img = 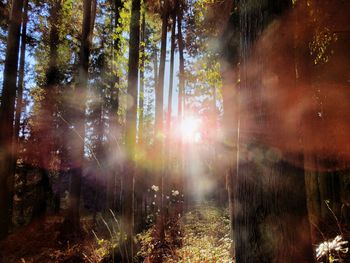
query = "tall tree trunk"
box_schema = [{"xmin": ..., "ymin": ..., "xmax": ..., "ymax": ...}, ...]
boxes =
[
  {"xmin": 14, "ymin": 0, "xmax": 28, "ymax": 151},
  {"xmin": 65, "ymin": 0, "xmax": 95, "ymax": 230},
  {"xmin": 220, "ymin": 0, "xmax": 239, "ymax": 255},
  {"xmin": 155, "ymin": 0, "xmax": 169, "ymax": 243},
  {"xmin": 166, "ymin": 11, "xmax": 176, "ymax": 133},
  {"xmin": 31, "ymin": 0, "xmax": 62, "ymax": 221},
  {"xmin": 124, "ymin": 0, "xmax": 140, "ymax": 260},
  {"xmin": 164, "ymin": 10, "xmax": 176, "ymax": 216},
  {"xmin": 135, "ymin": 5, "xmax": 146, "ymax": 232},
  {"xmin": 232, "ymin": 1, "xmax": 314, "ymax": 262},
  {"xmin": 12, "ymin": 0, "xmax": 29, "ymax": 222},
  {"xmin": 106, "ymin": 0, "xmax": 123, "ymax": 211},
  {"xmin": 175, "ymin": 0, "xmax": 185, "ymax": 215},
  {"xmin": 155, "ymin": 0, "xmax": 168, "ymax": 135},
  {"xmin": 176, "ymin": 0, "xmax": 184, "ymax": 119},
  {"xmin": 138, "ymin": 6, "xmax": 145, "ymax": 146},
  {"xmin": 153, "ymin": 49, "xmax": 158, "ymax": 90},
  {"xmin": 0, "ymin": 0, "xmax": 24, "ymax": 239}
]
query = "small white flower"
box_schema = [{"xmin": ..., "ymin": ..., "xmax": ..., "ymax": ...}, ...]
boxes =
[
  {"xmin": 172, "ymin": 190, "xmax": 179, "ymax": 196},
  {"xmin": 151, "ymin": 185, "xmax": 159, "ymax": 192},
  {"xmin": 152, "ymin": 201, "xmax": 155, "ymax": 205},
  {"xmin": 316, "ymin": 235, "xmax": 348, "ymax": 260}
]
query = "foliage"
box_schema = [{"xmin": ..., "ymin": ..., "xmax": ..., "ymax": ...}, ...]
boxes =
[{"xmin": 309, "ymin": 27, "xmax": 338, "ymax": 65}]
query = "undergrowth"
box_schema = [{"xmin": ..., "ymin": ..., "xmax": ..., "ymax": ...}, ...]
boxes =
[{"xmin": 136, "ymin": 205, "xmax": 233, "ymax": 263}]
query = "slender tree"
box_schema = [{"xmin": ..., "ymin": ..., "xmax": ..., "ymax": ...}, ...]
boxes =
[
  {"xmin": 166, "ymin": 10, "xmax": 176, "ymax": 131},
  {"xmin": 155, "ymin": 0, "xmax": 168, "ymax": 135},
  {"xmin": 65, "ymin": 0, "xmax": 95, "ymax": 230},
  {"xmin": 14, "ymin": 0, "xmax": 29, "ymax": 149},
  {"xmin": 31, "ymin": 0, "xmax": 62, "ymax": 220},
  {"xmin": 12, "ymin": 0, "xmax": 29, "ymax": 223},
  {"xmin": 138, "ymin": 4, "xmax": 146, "ymax": 146},
  {"xmin": 176, "ymin": 0, "xmax": 184, "ymax": 119},
  {"xmin": 154, "ymin": 0, "xmax": 169, "ymax": 243},
  {"xmin": 106, "ymin": 0, "xmax": 124, "ymax": 211},
  {"xmin": 0, "ymin": 0, "xmax": 24, "ymax": 239},
  {"xmin": 124, "ymin": 0, "xmax": 141, "ymax": 259},
  {"xmin": 134, "ymin": 2, "xmax": 146, "ymax": 231},
  {"xmin": 220, "ymin": 0, "xmax": 239, "ymax": 255}
]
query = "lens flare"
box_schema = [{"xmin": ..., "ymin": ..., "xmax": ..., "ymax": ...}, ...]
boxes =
[{"xmin": 180, "ymin": 116, "xmax": 201, "ymax": 142}]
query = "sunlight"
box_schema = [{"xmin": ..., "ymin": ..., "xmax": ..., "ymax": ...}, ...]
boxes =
[{"xmin": 180, "ymin": 116, "xmax": 202, "ymax": 143}]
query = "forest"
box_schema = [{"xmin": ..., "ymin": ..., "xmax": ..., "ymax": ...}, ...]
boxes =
[{"xmin": 0, "ymin": 0, "xmax": 349, "ymax": 262}]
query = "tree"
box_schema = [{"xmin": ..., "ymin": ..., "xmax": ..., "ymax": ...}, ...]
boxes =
[
  {"xmin": 65, "ymin": 0, "xmax": 96, "ymax": 230},
  {"xmin": 31, "ymin": 0, "xmax": 62, "ymax": 220},
  {"xmin": 124, "ymin": 0, "xmax": 141, "ymax": 259},
  {"xmin": 0, "ymin": 0, "xmax": 24, "ymax": 239},
  {"xmin": 138, "ymin": 2, "xmax": 146, "ymax": 146},
  {"xmin": 222, "ymin": 0, "xmax": 315, "ymax": 262},
  {"xmin": 155, "ymin": 0, "xmax": 168, "ymax": 136},
  {"xmin": 166, "ymin": 9, "xmax": 176, "ymax": 130},
  {"xmin": 106, "ymin": 0, "xmax": 124, "ymax": 212},
  {"xmin": 14, "ymin": 0, "xmax": 29, "ymax": 151},
  {"xmin": 13, "ymin": 1, "xmax": 29, "ymax": 221},
  {"xmin": 176, "ymin": 0, "xmax": 184, "ymax": 118}
]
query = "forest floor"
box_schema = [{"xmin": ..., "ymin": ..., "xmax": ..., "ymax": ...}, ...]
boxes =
[
  {"xmin": 0, "ymin": 215, "xmax": 98, "ymax": 262},
  {"xmin": 0, "ymin": 205, "xmax": 233, "ymax": 263},
  {"xmin": 137, "ymin": 205, "xmax": 234, "ymax": 263}
]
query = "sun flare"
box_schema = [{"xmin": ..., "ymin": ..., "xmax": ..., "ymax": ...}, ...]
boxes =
[{"xmin": 180, "ymin": 116, "xmax": 202, "ymax": 143}]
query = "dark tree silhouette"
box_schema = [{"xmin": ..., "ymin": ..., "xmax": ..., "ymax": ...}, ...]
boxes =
[{"xmin": 0, "ymin": 0, "xmax": 24, "ymax": 239}]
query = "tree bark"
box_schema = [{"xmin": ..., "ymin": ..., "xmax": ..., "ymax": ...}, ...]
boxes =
[
  {"xmin": 0, "ymin": 0, "xmax": 24, "ymax": 239},
  {"xmin": 65, "ymin": 0, "xmax": 95, "ymax": 230},
  {"xmin": 176, "ymin": 0, "xmax": 184, "ymax": 119},
  {"xmin": 155, "ymin": 0, "xmax": 168, "ymax": 135},
  {"xmin": 223, "ymin": 0, "xmax": 315, "ymax": 262},
  {"xmin": 14, "ymin": 0, "xmax": 28, "ymax": 149},
  {"xmin": 167, "ymin": 12, "xmax": 176, "ymax": 131},
  {"xmin": 220, "ymin": 1, "xmax": 239, "ymax": 255},
  {"xmin": 124, "ymin": 0, "xmax": 140, "ymax": 260},
  {"xmin": 135, "ymin": 5, "xmax": 146, "ymax": 232},
  {"xmin": 106, "ymin": 0, "xmax": 124, "ymax": 212},
  {"xmin": 138, "ymin": 6, "xmax": 145, "ymax": 146},
  {"xmin": 155, "ymin": 0, "xmax": 169, "ymax": 243},
  {"xmin": 12, "ymin": 0, "xmax": 29, "ymax": 222}
]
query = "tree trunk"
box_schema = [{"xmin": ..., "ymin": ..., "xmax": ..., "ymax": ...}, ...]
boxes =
[
  {"xmin": 155, "ymin": 0, "xmax": 169, "ymax": 243},
  {"xmin": 176, "ymin": 1, "xmax": 184, "ymax": 119},
  {"xmin": 155, "ymin": 0, "xmax": 168, "ymax": 134},
  {"xmin": 0, "ymin": 0, "xmax": 24, "ymax": 239},
  {"xmin": 138, "ymin": 7, "xmax": 145, "ymax": 146},
  {"xmin": 124, "ymin": 0, "xmax": 140, "ymax": 260},
  {"xmin": 12, "ymin": 0, "xmax": 28, "ymax": 223},
  {"xmin": 14, "ymin": 0, "xmax": 28, "ymax": 152},
  {"xmin": 32, "ymin": 0, "xmax": 62, "ymax": 221},
  {"xmin": 65, "ymin": 0, "xmax": 95, "ymax": 230},
  {"xmin": 228, "ymin": 0, "xmax": 314, "ymax": 262},
  {"xmin": 106, "ymin": 0, "xmax": 123, "ymax": 212},
  {"xmin": 134, "ymin": 5, "xmax": 146, "ymax": 232},
  {"xmin": 167, "ymin": 12, "xmax": 176, "ymax": 131},
  {"xmin": 220, "ymin": 1, "xmax": 239, "ymax": 255}
]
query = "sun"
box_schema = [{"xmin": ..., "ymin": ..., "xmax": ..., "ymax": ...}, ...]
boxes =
[{"xmin": 180, "ymin": 116, "xmax": 202, "ymax": 143}]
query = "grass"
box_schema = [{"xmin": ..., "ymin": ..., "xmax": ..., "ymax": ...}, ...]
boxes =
[{"xmin": 136, "ymin": 205, "xmax": 234, "ymax": 263}]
